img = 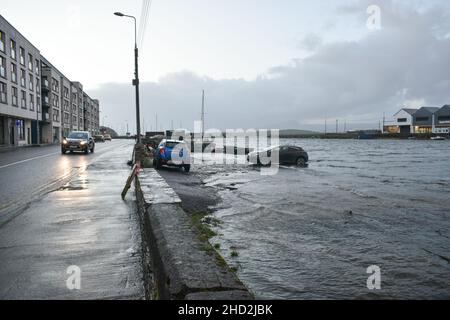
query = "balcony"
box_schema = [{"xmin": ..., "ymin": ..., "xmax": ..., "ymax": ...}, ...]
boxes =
[
  {"xmin": 42, "ymin": 97, "xmax": 50, "ymax": 109},
  {"xmin": 41, "ymin": 79, "xmax": 50, "ymax": 92},
  {"xmin": 42, "ymin": 112, "xmax": 51, "ymax": 123}
]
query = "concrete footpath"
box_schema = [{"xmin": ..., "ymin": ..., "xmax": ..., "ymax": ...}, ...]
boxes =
[
  {"xmin": 136, "ymin": 168, "xmax": 253, "ymax": 300},
  {"xmin": 0, "ymin": 142, "xmax": 145, "ymax": 299}
]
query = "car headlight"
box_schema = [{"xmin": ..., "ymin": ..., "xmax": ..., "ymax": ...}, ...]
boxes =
[
  {"xmin": 80, "ymin": 141, "xmax": 87, "ymax": 145},
  {"xmin": 63, "ymin": 140, "xmax": 68, "ymax": 145}
]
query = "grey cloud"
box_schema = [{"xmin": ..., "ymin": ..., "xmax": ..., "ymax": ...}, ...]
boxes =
[{"xmin": 91, "ymin": 0, "xmax": 450, "ymax": 132}]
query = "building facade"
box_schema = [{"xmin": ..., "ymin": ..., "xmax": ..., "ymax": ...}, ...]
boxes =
[
  {"xmin": 0, "ymin": 15, "xmax": 41, "ymax": 146},
  {"xmin": 386, "ymin": 105, "xmax": 450, "ymax": 134},
  {"xmin": 0, "ymin": 15, "xmax": 100, "ymax": 147}
]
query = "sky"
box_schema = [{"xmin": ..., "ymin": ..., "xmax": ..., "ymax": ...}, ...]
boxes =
[{"xmin": 2, "ymin": 0, "xmax": 450, "ymax": 133}]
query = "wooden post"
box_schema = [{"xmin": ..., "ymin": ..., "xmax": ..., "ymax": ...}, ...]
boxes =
[{"xmin": 121, "ymin": 162, "xmax": 141, "ymax": 200}]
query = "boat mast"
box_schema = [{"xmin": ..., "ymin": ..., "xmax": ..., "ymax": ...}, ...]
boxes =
[{"xmin": 201, "ymin": 90, "xmax": 205, "ymax": 142}]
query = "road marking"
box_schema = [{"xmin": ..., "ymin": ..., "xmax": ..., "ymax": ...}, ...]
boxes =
[{"xmin": 0, "ymin": 152, "xmax": 60, "ymax": 170}]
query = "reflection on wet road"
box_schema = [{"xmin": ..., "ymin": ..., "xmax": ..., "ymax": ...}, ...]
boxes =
[
  {"xmin": 0, "ymin": 141, "xmax": 128, "ymax": 223},
  {"xmin": 192, "ymin": 139, "xmax": 450, "ymax": 299}
]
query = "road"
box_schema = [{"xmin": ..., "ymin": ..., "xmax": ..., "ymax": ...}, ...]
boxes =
[
  {"xmin": 0, "ymin": 141, "xmax": 132, "ymax": 224},
  {"xmin": 0, "ymin": 140, "xmax": 145, "ymax": 299}
]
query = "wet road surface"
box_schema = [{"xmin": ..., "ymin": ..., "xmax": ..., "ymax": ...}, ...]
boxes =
[
  {"xmin": 0, "ymin": 140, "xmax": 145, "ymax": 299},
  {"xmin": 0, "ymin": 141, "xmax": 131, "ymax": 224}
]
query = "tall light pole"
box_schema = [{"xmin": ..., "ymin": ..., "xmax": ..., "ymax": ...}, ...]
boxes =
[{"xmin": 114, "ymin": 12, "xmax": 141, "ymax": 143}]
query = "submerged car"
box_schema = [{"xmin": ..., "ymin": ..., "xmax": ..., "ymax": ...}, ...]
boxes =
[
  {"xmin": 62, "ymin": 131, "xmax": 95, "ymax": 154},
  {"xmin": 248, "ymin": 145, "xmax": 309, "ymax": 167},
  {"xmin": 104, "ymin": 134, "xmax": 112, "ymax": 141},
  {"xmin": 153, "ymin": 139, "xmax": 191, "ymax": 172}
]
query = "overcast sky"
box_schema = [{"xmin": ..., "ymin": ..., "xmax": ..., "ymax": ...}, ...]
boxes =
[{"xmin": 2, "ymin": 0, "xmax": 450, "ymax": 133}]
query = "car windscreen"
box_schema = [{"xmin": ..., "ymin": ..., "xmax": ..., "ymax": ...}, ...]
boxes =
[{"xmin": 68, "ymin": 133, "xmax": 88, "ymax": 140}]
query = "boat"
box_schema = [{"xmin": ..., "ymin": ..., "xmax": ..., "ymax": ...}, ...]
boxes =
[{"xmin": 431, "ymin": 136, "xmax": 446, "ymax": 141}]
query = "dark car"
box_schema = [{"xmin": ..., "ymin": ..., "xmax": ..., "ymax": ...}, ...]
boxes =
[
  {"xmin": 62, "ymin": 131, "xmax": 95, "ymax": 155},
  {"xmin": 153, "ymin": 139, "xmax": 191, "ymax": 172},
  {"xmin": 94, "ymin": 135, "xmax": 105, "ymax": 143},
  {"xmin": 248, "ymin": 145, "xmax": 309, "ymax": 167}
]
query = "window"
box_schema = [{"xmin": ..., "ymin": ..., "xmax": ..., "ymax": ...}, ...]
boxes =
[
  {"xmin": 52, "ymin": 78, "xmax": 59, "ymax": 92},
  {"xmin": 29, "ymin": 93, "xmax": 34, "ymax": 111},
  {"xmin": 438, "ymin": 116, "xmax": 450, "ymax": 123},
  {"xmin": 10, "ymin": 40, "xmax": 16, "ymax": 60},
  {"xmin": 35, "ymin": 59, "xmax": 39, "ymax": 75},
  {"xmin": 36, "ymin": 78, "xmax": 40, "ymax": 92},
  {"xmin": 11, "ymin": 63, "xmax": 17, "ymax": 83},
  {"xmin": 19, "ymin": 47, "xmax": 25, "ymax": 65},
  {"xmin": 0, "ymin": 56, "xmax": 6, "ymax": 79},
  {"xmin": 63, "ymin": 86, "xmax": 69, "ymax": 99},
  {"xmin": 20, "ymin": 69, "xmax": 26, "ymax": 87},
  {"xmin": 37, "ymin": 95, "xmax": 41, "ymax": 112},
  {"xmin": 28, "ymin": 54, "xmax": 33, "ymax": 71},
  {"xmin": 52, "ymin": 93, "xmax": 59, "ymax": 108},
  {"xmin": 29, "ymin": 74, "xmax": 34, "ymax": 91},
  {"xmin": 53, "ymin": 108, "xmax": 60, "ymax": 122},
  {"xmin": 0, "ymin": 82, "xmax": 7, "ymax": 104},
  {"xmin": 21, "ymin": 90, "xmax": 26, "ymax": 109},
  {"xmin": 416, "ymin": 117, "xmax": 429, "ymax": 122},
  {"xmin": 64, "ymin": 112, "xmax": 69, "ymax": 124},
  {"xmin": 12, "ymin": 87, "xmax": 18, "ymax": 106},
  {"xmin": 63, "ymin": 99, "xmax": 69, "ymax": 111},
  {"xmin": 397, "ymin": 118, "xmax": 407, "ymax": 123},
  {"xmin": 0, "ymin": 30, "xmax": 5, "ymax": 53},
  {"xmin": 17, "ymin": 120, "xmax": 25, "ymax": 140}
]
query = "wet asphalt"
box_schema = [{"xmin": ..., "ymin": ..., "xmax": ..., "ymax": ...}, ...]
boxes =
[{"xmin": 0, "ymin": 140, "xmax": 145, "ymax": 300}]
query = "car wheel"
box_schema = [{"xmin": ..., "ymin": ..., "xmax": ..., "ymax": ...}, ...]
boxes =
[
  {"xmin": 296, "ymin": 157, "xmax": 306, "ymax": 167},
  {"xmin": 61, "ymin": 148, "xmax": 67, "ymax": 155},
  {"xmin": 184, "ymin": 164, "xmax": 191, "ymax": 173}
]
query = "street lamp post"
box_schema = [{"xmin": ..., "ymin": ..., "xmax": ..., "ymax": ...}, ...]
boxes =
[{"xmin": 114, "ymin": 12, "xmax": 141, "ymax": 144}]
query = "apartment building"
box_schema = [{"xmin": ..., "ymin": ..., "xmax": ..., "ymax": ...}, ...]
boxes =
[
  {"xmin": 0, "ymin": 15, "xmax": 41, "ymax": 146},
  {"xmin": 0, "ymin": 15, "xmax": 100, "ymax": 147}
]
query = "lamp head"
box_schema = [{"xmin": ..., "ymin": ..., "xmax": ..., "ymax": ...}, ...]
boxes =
[{"xmin": 114, "ymin": 12, "xmax": 124, "ymax": 17}]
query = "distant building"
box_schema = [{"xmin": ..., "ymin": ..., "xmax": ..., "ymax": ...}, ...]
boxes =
[
  {"xmin": 434, "ymin": 105, "xmax": 450, "ymax": 134},
  {"xmin": 412, "ymin": 107, "xmax": 440, "ymax": 134},
  {"xmin": 0, "ymin": 14, "xmax": 100, "ymax": 147},
  {"xmin": 385, "ymin": 105, "xmax": 450, "ymax": 135}
]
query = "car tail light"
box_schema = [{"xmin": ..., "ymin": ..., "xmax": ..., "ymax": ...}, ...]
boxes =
[{"xmin": 159, "ymin": 147, "xmax": 165, "ymax": 155}]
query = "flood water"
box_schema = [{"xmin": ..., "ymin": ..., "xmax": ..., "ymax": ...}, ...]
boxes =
[{"xmin": 197, "ymin": 139, "xmax": 450, "ymax": 299}]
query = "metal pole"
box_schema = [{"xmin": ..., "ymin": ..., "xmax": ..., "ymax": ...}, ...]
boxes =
[{"xmin": 134, "ymin": 42, "xmax": 141, "ymax": 143}]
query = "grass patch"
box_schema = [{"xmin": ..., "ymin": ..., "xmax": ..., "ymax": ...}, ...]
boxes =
[
  {"xmin": 191, "ymin": 212, "xmax": 218, "ymax": 242},
  {"xmin": 190, "ymin": 212, "xmax": 237, "ymax": 273}
]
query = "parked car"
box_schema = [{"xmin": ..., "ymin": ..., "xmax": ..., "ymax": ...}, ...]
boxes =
[
  {"xmin": 247, "ymin": 145, "xmax": 309, "ymax": 167},
  {"xmin": 94, "ymin": 135, "xmax": 105, "ymax": 143},
  {"xmin": 153, "ymin": 139, "xmax": 191, "ymax": 172},
  {"xmin": 61, "ymin": 131, "xmax": 95, "ymax": 155},
  {"xmin": 104, "ymin": 134, "xmax": 112, "ymax": 141}
]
